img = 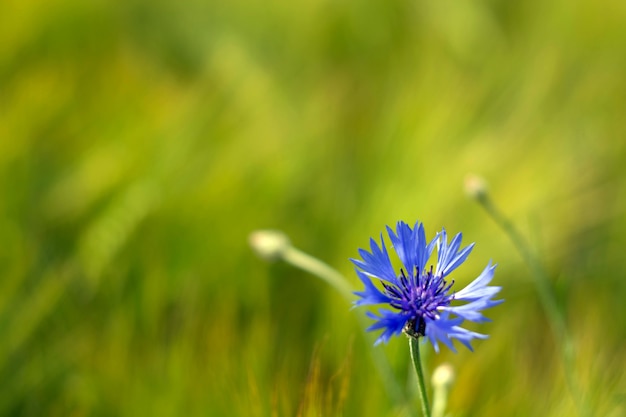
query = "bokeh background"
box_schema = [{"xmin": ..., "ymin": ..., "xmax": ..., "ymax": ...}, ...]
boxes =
[{"xmin": 1, "ymin": 0, "xmax": 625, "ymax": 416}]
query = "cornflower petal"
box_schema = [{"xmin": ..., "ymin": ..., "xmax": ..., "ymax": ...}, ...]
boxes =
[
  {"xmin": 421, "ymin": 231, "xmax": 439, "ymax": 276},
  {"xmin": 426, "ymin": 311, "xmax": 490, "ymax": 352},
  {"xmin": 454, "ymin": 262, "xmax": 499, "ymax": 301},
  {"xmin": 350, "ymin": 234, "xmax": 397, "ymax": 284},
  {"xmin": 353, "ymin": 270, "xmax": 393, "ymax": 306},
  {"xmin": 441, "ymin": 242, "xmax": 474, "ymax": 277},
  {"xmin": 436, "ymin": 230, "xmax": 475, "ymax": 278},
  {"xmin": 366, "ymin": 310, "xmax": 407, "ymax": 345},
  {"xmin": 386, "ymin": 222, "xmax": 419, "ymax": 274},
  {"xmin": 442, "ymin": 296, "xmax": 503, "ymax": 323},
  {"xmin": 425, "ymin": 314, "xmax": 463, "ymax": 353}
]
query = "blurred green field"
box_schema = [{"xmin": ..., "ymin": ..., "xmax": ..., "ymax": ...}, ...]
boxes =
[{"xmin": 1, "ymin": 0, "xmax": 626, "ymax": 416}]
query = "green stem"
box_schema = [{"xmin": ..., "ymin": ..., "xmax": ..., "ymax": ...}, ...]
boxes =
[
  {"xmin": 282, "ymin": 246, "xmax": 354, "ymax": 301},
  {"xmin": 475, "ymin": 193, "xmax": 590, "ymax": 417},
  {"xmin": 432, "ymin": 392, "xmax": 447, "ymax": 417},
  {"xmin": 409, "ymin": 337, "xmax": 431, "ymax": 417},
  {"xmin": 476, "ymin": 195, "xmax": 566, "ymax": 339}
]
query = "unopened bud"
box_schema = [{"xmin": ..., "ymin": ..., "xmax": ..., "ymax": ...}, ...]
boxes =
[
  {"xmin": 464, "ymin": 174, "xmax": 488, "ymax": 201},
  {"xmin": 249, "ymin": 230, "xmax": 291, "ymax": 261},
  {"xmin": 432, "ymin": 362, "xmax": 455, "ymax": 389}
]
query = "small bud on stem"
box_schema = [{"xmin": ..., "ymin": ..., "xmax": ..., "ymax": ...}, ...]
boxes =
[{"xmin": 248, "ymin": 230, "xmax": 290, "ymax": 261}]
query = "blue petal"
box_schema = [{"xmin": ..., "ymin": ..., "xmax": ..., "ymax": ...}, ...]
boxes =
[
  {"xmin": 447, "ymin": 327, "xmax": 488, "ymax": 351},
  {"xmin": 353, "ymin": 270, "xmax": 392, "ymax": 306},
  {"xmin": 435, "ymin": 230, "xmax": 475, "ymax": 278},
  {"xmin": 386, "ymin": 221, "xmax": 420, "ymax": 275},
  {"xmin": 350, "ymin": 234, "xmax": 397, "ymax": 283},
  {"xmin": 425, "ymin": 315, "xmax": 462, "ymax": 353},
  {"xmin": 420, "ymin": 228, "xmax": 438, "ymax": 274},
  {"xmin": 426, "ymin": 313, "xmax": 488, "ymax": 352},
  {"xmin": 442, "ymin": 296, "xmax": 503, "ymax": 323},
  {"xmin": 454, "ymin": 262, "xmax": 500, "ymax": 301},
  {"xmin": 365, "ymin": 309, "xmax": 407, "ymax": 345}
]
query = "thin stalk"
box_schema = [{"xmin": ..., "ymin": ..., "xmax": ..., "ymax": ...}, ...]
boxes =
[
  {"xmin": 409, "ymin": 337, "xmax": 431, "ymax": 417},
  {"xmin": 282, "ymin": 246, "xmax": 354, "ymax": 301},
  {"xmin": 474, "ymin": 192, "xmax": 590, "ymax": 417},
  {"xmin": 476, "ymin": 195, "xmax": 566, "ymax": 338},
  {"xmin": 431, "ymin": 389, "xmax": 447, "ymax": 417}
]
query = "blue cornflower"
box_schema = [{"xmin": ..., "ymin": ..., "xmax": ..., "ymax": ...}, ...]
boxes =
[{"xmin": 352, "ymin": 221, "xmax": 502, "ymax": 352}]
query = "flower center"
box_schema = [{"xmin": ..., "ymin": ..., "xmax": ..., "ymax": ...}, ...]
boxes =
[{"xmin": 383, "ymin": 266, "xmax": 455, "ymax": 336}]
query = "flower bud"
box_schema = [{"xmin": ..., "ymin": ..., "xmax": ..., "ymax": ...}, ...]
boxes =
[
  {"xmin": 249, "ymin": 230, "xmax": 290, "ymax": 261},
  {"xmin": 432, "ymin": 363, "xmax": 455, "ymax": 389},
  {"xmin": 464, "ymin": 173, "xmax": 489, "ymax": 201}
]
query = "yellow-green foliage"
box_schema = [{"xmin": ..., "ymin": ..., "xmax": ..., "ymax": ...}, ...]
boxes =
[{"xmin": 1, "ymin": 0, "xmax": 625, "ymax": 416}]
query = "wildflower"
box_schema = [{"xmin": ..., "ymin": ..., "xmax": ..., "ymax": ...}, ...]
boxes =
[{"xmin": 352, "ymin": 221, "xmax": 502, "ymax": 352}]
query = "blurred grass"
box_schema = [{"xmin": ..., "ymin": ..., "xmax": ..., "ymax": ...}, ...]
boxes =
[{"xmin": 1, "ymin": 0, "xmax": 625, "ymax": 415}]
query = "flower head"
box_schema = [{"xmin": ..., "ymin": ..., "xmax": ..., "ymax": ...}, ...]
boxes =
[{"xmin": 352, "ymin": 221, "xmax": 502, "ymax": 352}]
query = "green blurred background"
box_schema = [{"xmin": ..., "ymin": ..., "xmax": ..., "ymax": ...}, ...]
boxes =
[{"xmin": 1, "ymin": 0, "xmax": 625, "ymax": 416}]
